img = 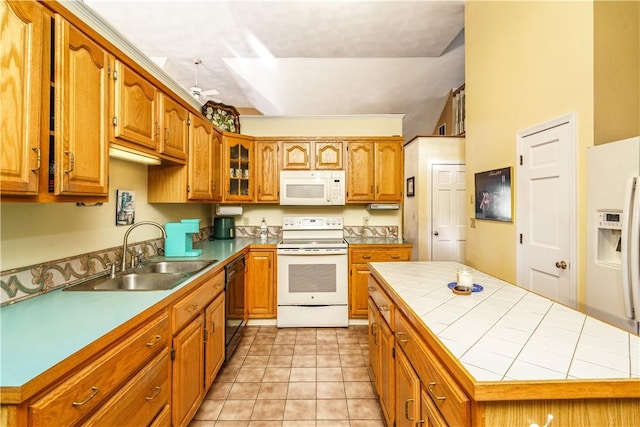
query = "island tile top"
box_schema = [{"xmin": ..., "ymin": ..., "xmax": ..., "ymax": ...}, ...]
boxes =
[{"xmin": 369, "ymin": 261, "xmax": 640, "ymax": 382}]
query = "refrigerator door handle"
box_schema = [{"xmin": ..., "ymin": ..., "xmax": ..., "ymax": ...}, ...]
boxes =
[{"xmin": 621, "ymin": 176, "xmax": 640, "ymax": 320}]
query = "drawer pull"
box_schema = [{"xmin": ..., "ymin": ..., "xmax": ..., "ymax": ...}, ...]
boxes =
[
  {"xmin": 64, "ymin": 151, "xmax": 75, "ymax": 173},
  {"xmin": 32, "ymin": 146, "xmax": 41, "ymax": 172},
  {"xmin": 185, "ymin": 304, "xmax": 199, "ymax": 312},
  {"xmin": 427, "ymin": 381, "xmax": 446, "ymax": 401},
  {"xmin": 146, "ymin": 335, "xmax": 161, "ymax": 347},
  {"xmin": 395, "ymin": 331, "xmax": 408, "ymax": 343},
  {"xmin": 145, "ymin": 386, "xmax": 161, "ymax": 401},
  {"xmin": 379, "ymin": 304, "xmax": 389, "ymax": 312},
  {"xmin": 370, "ymin": 322, "xmax": 379, "ymax": 346},
  {"xmin": 362, "ymin": 255, "xmax": 371, "ymax": 260},
  {"xmin": 210, "ymin": 320, "xmax": 215, "ymax": 333},
  {"xmin": 391, "ymin": 255, "xmax": 400, "ymax": 259},
  {"xmin": 404, "ymin": 398, "xmax": 415, "ymax": 421},
  {"xmin": 72, "ymin": 386, "xmax": 99, "ymax": 406},
  {"xmin": 368, "ymin": 286, "xmax": 376, "ymax": 292}
]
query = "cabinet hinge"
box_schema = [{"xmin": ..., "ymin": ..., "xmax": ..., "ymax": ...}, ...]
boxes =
[
  {"xmin": 392, "ymin": 347, "xmax": 395, "ymax": 358},
  {"xmin": 113, "ymin": 69, "xmax": 118, "ymax": 81},
  {"xmin": 187, "ymin": 185, "xmax": 190, "ymax": 193},
  {"xmin": 112, "ymin": 116, "xmax": 118, "ymax": 127},
  {"xmin": 519, "ymin": 233, "xmax": 523, "ymax": 244},
  {"xmin": 203, "ymin": 328, "xmax": 208, "ymax": 342},
  {"xmin": 107, "ymin": 65, "xmax": 111, "ymax": 77},
  {"xmin": 170, "ymin": 348, "xmax": 175, "ymax": 360},
  {"xmin": 187, "ymin": 118, "xmax": 191, "ymax": 126},
  {"xmin": 519, "ymin": 155, "xmax": 523, "ymax": 166}
]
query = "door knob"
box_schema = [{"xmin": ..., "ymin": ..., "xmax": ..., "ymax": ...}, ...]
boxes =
[
  {"xmin": 433, "ymin": 231, "xmax": 439, "ymax": 236},
  {"xmin": 555, "ymin": 260, "xmax": 568, "ymax": 269}
]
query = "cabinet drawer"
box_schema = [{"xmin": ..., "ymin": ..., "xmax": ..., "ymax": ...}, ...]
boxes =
[
  {"xmin": 172, "ymin": 274, "xmax": 221, "ymax": 332},
  {"xmin": 351, "ymin": 248, "xmax": 411, "ymax": 264},
  {"xmin": 30, "ymin": 313, "xmax": 169, "ymax": 427},
  {"xmin": 368, "ymin": 278, "xmax": 393, "ymax": 327},
  {"xmin": 84, "ymin": 349, "xmax": 170, "ymax": 426},
  {"xmin": 395, "ymin": 311, "xmax": 470, "ymax": 427}
]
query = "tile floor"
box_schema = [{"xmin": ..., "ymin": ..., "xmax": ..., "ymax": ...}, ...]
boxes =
[{"xmin": 189, "ymin": 325, "xmax": 384, "ymax": 427}]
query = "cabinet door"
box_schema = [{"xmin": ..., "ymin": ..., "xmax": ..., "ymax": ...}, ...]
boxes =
[
  {"xmin": 112, "ymin": 60, "xmax": 157, "ymax": 150},
  {"xmin": 54, "ymin": 17, "xmax": 109, "ymax": 196},
  {"xmin": 205, "ymin": 293, "xmax": 225, "ymax": 390},
  {"xmin": 349, "ymin": 263, "xmax": 371, "ymax": 318},
  {"xmin": 172, "ymin": 315, "xmax": 205, "ymax": 427},
  {"xmin": 380, "ymin": 317, "xmax": 395, "ymax": 427},
  {"xmin": 159, "ymin": 94, "xmax": 188, "ymax": 161},
  {"xmin": 419, "ymin": 387, "xmax": 448, "ymax": 427},
  {"xmin": 211, "ymin": 127, "xmax": 223, "ymax": 201},
  {"xmin": 255, "ymin": 141, "xmax": 279, "ymax": 202},
  {"xmin": 375, "ymin": 140, "xmax": 403, "ymax": 201},
  {"xmin": 224, "ymin": 134, "xmax": 254, "ymax": 201},
  {"xmin": 0, "ymin": 1, "xmax": 44, "ymax": 195},
  {"xmin": 315, "ymin": 141, "xmax": 344, "ymax": 169},
  {"xmin": 346, "ymin": 141, "xmax": 375, "ymax": 201},
  {"xmin": 247, "ymin": 250, "xmax": 276, "ymax": 317},
  {"xmin": 395, "ymin": 348, "xmax": 420, "ymax": 427},
  {"xmin": 188, "ymin": 114, "xmax": 214, "ymax": 200},
  {"xmin": 367, "ymin": 298, "xmax": 381, "ymax": 393},
  {"xmin": 282, "ymin": 140, "xmax": 311, "ymax": 169}
]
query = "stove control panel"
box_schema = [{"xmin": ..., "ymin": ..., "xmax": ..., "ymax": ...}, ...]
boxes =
[{"xmin": 282, "ymin": 216, "xmax": 343, "ymax": 230}]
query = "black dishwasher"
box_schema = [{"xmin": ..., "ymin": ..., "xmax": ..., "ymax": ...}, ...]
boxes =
[{"xmin": 224, "ymin": 255, "xmax": 245, "ymax": 360}]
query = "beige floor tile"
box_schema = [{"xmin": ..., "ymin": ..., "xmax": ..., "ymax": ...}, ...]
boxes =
[
  {"xmin": 341, "ymin": 367, "xmax": 370, "ymax": 381},
  {"xmin": 295, "ymin": 335, "xmax": 317, "ymax": 345},
  {"xmin": 251, "ymin": 399, "xmax": 286, "ymax": 420},
  {"xmin": 283, "ymin": 399, "xmax": 316, "ymax": 420},
  {"xmin": 316, "ymin": 381, "xmax": 345, "ymax": 399},
  {"xmin": 205, "ymin": 381, "xmax": 233, "ymax": 399},
  {"xmin": 236, "ymin": 367, "xmax": 266, "ymax": 382},
  {"xmin": 292, "ymin": 355, "xmax": 316, "ymax": 367},
  {"xmin": 293, "ymin": 344, "xmax": 316, "ymax": 355},
  {"xmin": 248, "ymin": 421, "xmax": 283, "ymax": 427},
  {"xmin": 316, "ymin": 399, "xmax": 348, "ymax": 419},
  {"xmin": 244, "ymin": 355, "xmax": 270, "ymax": 367},
  {"xmin": 193, "ymin": 399, "xmax": 225, "ymax": 420},
  {"xmin": 315, "ymin": 344, "xmax": 339, "ymax": 355},
  {"xmin": 316, "ymin": 335, "xmax": 337, "ymax": 345},
  {"xmin": 316, "ymin": 354, "xmax": 341, "ymax": 367},
  {"xmin": 216, "ymin": 365, "xmax": 240, "ymax": 382},
  {"xmin": 316, "ymin": 421, "xmax": 349, "ymax": 427},
  {"xmin": 228, "ymin": 382, "xmax": 262, "ymax": 400},
  {"xmin": 338, "ymin": 345, "xmax": 361, "ymax": 355},
  {"xmin": 343, "ymin": 382, "xmax": 375, "ymax": 399},
  {"xmin": 290, "ymin": 367, "xmax": 316, "ymax": 382},
  {"xmin": 254, "ymin": 335, "xmax": 277, "ymax": 345},
  {"xmin": 249, "ymin": 344, "xmax": 274, "ymax": 356},
  {"xmin": 263, "ymin": 367, "xmax": 292, "ymax": 382},
  {"xmin": 339, "ymin": 353, "xmax": 365, "ymax": 368},
  {"xmin": 316, "ymin": 367, "xmax": 343, "ymax": 382},
  {"xmin": 268, "ymin": 355, "xmax": 293, "ymax": 367},
  {"xmin": 287, "ymin": 382, "xmax": 317, "ymax": 399},
  {"xmin": 282, "ymin": 421, "xmax": 315, "ymax": 427},
  {"xmin": 258, "ymin": 383, "xmax": 289, "ymax": 400},
  {"xmin": 346, "ymin": 399, "xmax": 382, "ymax": 420},
  {"xmin": 348, "ymin": 420, "xmax": 385, "ymax": 427},
  {"xmin": 212, "ymin": 421, "xmax": 249, "ymax": 427},
  {"xmin": 188, "ymin": 420, "xmax": 214, "ymax": 427},
  {"xmin": 271, "ymin": 345, "xmax": 295, "ymax": 355},
  {"xmin": 218, "ymin": 399, "xmax": 257, "ymax": 420}
]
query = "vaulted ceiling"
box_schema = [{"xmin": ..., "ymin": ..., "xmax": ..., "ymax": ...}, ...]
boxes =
[{"xmin": 84, "ymin": 0, "xmax": 465, "ymax": 137}]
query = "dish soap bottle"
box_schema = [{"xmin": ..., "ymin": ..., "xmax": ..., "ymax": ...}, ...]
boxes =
[{"xmin": 260, "ymin": 217, "xmax": 268, "ymax": 241}]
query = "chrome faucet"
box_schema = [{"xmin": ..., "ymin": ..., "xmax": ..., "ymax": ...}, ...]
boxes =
[{"xmin": 121, "ymin": 221, "xmax": 167, "ymax": 272}]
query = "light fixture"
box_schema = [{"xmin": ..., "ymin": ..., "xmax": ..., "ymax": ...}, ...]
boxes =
[{"xmin": 109, "ymin": 146, "xmax": 161, "ymax": 165}]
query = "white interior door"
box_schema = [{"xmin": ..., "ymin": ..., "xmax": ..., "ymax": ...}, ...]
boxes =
[
  {"xmin": 517, "ymin": 114, "xmax": 576, "ymax": 307},
  {"xmin": 431, "ymin": 164, "xmax": 466, "ymax": 261}
]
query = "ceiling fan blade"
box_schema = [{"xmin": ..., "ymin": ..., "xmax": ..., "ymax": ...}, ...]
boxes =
[{"xmin": 202, "ymin": 89, "xmax": 219, "ymax": 96}]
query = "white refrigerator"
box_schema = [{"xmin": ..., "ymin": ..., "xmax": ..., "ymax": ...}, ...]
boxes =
[{"xmin": 586, "ymin": 136, "xmax": 640, "ymax": 334}]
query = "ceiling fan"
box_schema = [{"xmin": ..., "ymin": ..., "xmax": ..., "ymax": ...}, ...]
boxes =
[{"xmin": 188, "ymin": 59, "xmax": 219, "ymax": 101}]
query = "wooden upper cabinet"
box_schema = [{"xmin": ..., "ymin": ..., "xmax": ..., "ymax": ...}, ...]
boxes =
[
  {"xmin": 111, "ymin": 60, "xmax": 158, "ymax": 151},
  {"xmin": 375, "ymin": 140, "xmax": 403, "ymax": 201},
  {"xmin": 346, "ymin": 138, "xmax": 403, "ymax": 203},
  {"xmin": 223, "ymin": 133, "xmax": 254, "ymax": 202},
  {"xmin": 255, "ymin": 140, "xmax": 279, "ymax": 202},
  {"xmin": 211, "ymin": 126, "xmax": 223, "ymax": 201},
  {"xmin": 188, "ymin": 114, "xmax": 214, "ymax": 200},
  {"xmin": 54, "ymin": 15, "xmax": 109, "ymax": 196},
  {"xmin": 0, "ymin": 0, "xmax": 44, "ymax": 195},
  {"xmin": 346, "ymin": 141, "xmax": 376, "ymax": 201},
  {"xmin": 315, "ymin": 140, "xmax": 344, "ymax": 169},
  {"xmin": 282, "ymin": 140, "xmax": 311, "ymax": 169},
  {"xmin": 158, "ymin": 94, "xmax": 188, "ymax": 161}
]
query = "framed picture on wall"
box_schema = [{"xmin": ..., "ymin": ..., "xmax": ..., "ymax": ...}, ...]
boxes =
[
  {"xmin": 474, "ymin": 167, "xmax": 512, "ymax": 222},
  {"xmin": 406, "ymin": 177, "xmax": 415, "ymax": 197},
  {"xmin": 116, "ymin": 190, "xmax": 136, "ymax": 225}
]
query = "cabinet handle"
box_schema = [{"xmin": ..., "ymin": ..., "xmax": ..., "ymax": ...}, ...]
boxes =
[
  {"xmin": 370, "ymin": 322, "xmax": 379, "ymax": 346},
  {"xmin": 379, "ymin": 304, "xmax": 389, "ymax": 312},
  {"xmin": 395, "ymin": 331, "xmax": 408, "ymax": 343},
  {"xmin": 427, "ymin": 381, "xmax": 446, "ymax": 401},
  {"xmin": 72, "ymin": 386, "xmax": 99, "ymax": 406},
  {"xmin": 404, "ymin": 398, "xmax": 415, "ymax": 421},
  {"xmin": 64, "ymin": 151, "xmax": 75, "ymax": 173},
  {"xmin": 146, "ymin": 335, "xmax": 161, "ymax": 347},
  {"xmin": 154, "ymin": 122, "xmax": 160, "ymax": 137},
  {"xmin": 164, "ymin": 128, "xmax": 170, "ymax": 142},
  {"xmin": 145, "ymin": 386, "xmax": 161, "ymax": 401},
  {"xmin": 368, "ymin": 286, "xmax": 376, "ymax": 292},
  {"xmin": 391, "ymin": 255, "xmax": 400, "ymax": 259},
  {"xmin": 416, "ymin": 420, "xmax": 425, "ymax": 426},
  {"xmin": 186, "ymin": 304, "xmax": 199, "ymax": 312},
  {"xmin": 31, "ymin": 147, "xmax": 41, "ymax": 172},
  {"xmin": 362, "ymin": 255, "xmax": 371, "ymax": 260},
  {"xmin": 210, "ymin": 320, "xmax": 215, "ymax": 333}
]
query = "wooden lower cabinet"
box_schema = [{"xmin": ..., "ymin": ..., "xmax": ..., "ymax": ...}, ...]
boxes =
[
  {"xmin": 246, "ymin": 248, "xmax": 276, "ymax": 318},
  {"xmin": 395, "ymin": 348, "xmax": 420, "ymax": 427},
  {"xmin": 348, "ymin": 244, "xmax": 411, "ymax": 318},
  {"xmin": 419, "ymin": 386, "xmax": 447, "ymax": 427},
  {"xmin": 205, "ymin": 293, "xmax": 225, "ymax": 390}
]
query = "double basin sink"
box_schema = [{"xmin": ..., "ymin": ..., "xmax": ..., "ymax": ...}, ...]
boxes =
[{"xmin": 64, "ymin": 260, "xmax": 217, "ymax": 292}]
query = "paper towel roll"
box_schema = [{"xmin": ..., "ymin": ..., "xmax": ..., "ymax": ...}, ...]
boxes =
[{"xmin": 215, "ymin": 204, "xmax": 243, "ymax": 216}]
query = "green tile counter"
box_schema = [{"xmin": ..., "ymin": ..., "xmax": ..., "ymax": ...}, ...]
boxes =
[{"xmin": 0, "ymin": 238, "xmax": 275, "ymax": 391}]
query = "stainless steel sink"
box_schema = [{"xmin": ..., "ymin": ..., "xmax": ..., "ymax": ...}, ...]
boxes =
[{"xmin": 64, "ymin": 259, "xmax": 217, "ymax": 291}]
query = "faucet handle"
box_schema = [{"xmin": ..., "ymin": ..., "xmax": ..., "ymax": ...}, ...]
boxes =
[
  {"xmin": 131, "ymin": 250, "xmax": 144, "ymax": 269},
  {"xmin": 107, "ymin": 262, "xmax": 117, "ymax": 278}
]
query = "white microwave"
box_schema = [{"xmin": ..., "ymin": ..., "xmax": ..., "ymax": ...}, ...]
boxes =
[{"xmin": 279, "ymin": 170, "xmax": 345, "ymax": 206}]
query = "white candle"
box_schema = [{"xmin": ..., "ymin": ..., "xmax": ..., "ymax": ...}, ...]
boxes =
[{"xmin": 457, "ymin": 267, "xmax": 473, "ymax": 290}]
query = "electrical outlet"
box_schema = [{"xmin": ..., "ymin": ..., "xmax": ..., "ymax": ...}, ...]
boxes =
[
  {"xmin": 363, "ymin": 216, "xmax": 369, "ymax": 226},
  {"xmin": 243, "ymin": 217, "xmax": 250, "ymax": 226}
]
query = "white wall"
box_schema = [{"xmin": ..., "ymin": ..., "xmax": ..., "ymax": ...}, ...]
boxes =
[{"xmin": 403, "ymin": 136, "xmax": 465, "ymax": 260}]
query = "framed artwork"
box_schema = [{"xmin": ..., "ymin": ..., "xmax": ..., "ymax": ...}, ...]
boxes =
[
  {"xmin": 474, "ymin": 167, "xmax": 512, "ymax": 222},
  {"xmin": 406, "ymin": 177, "xmax": 415, "ymax": 197},
  {"xmin": 116, "ymin": 190, "xmax": 136, "ymax": 225},
  {"xmin": 202, "ymin": 101, "xmax": 240, "ymax": 133}
]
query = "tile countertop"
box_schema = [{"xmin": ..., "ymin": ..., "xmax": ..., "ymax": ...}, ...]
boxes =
[
  {"xmin": 369, "ymin": 261, "xmax": 640, "ymax": 382},
  {"xmin": 0, "ymin": 238, "xmax": 278, "ymax": 388},
  {"xmin": 345, "ymin": 237, "xmax": 411, "ymax": 245}
]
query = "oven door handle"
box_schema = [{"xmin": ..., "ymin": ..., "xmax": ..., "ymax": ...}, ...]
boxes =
[{"xmin": 277, "ymin": 249, "xmax": 347, "ymax": 255}]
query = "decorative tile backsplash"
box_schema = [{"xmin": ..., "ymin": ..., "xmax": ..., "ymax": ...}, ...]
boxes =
[{"xmin": 1, "ymin": 224, "xmax": 396, "ymax": 306}]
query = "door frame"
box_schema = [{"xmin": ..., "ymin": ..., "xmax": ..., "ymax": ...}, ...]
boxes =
[{"xmin": 515, "ymin": 112, "xmax": 578, "ymax": 306}]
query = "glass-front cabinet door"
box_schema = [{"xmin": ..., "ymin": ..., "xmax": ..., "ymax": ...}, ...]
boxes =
[{"xmin": 223, "ymin": 133, "xmax": 254, "ymax": 201}]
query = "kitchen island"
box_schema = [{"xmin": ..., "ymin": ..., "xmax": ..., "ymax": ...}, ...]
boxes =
[{"xmin": 368, "ymin": 261, "xmax": 639, "ymax": 426}]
